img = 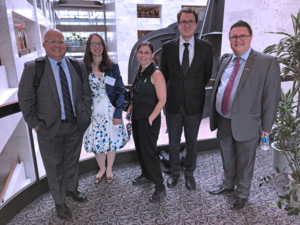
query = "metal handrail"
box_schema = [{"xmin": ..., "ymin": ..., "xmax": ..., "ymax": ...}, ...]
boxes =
[
  {"xmin": 18, "ymin": 47, "xmax": 36, "ymax": 57},
  {"xmin": 0, "ymin": 156, "xmax": 20, "ymax": 204}
]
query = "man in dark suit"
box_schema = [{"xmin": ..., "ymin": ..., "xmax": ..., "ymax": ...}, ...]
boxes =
[
  {"xmin": 160, "ymin": 7, "xmax": 213, "ymax": 190},
  {"xmin": 209, "ymin": 20, "xmax": 281, "ymax": 210},
  {"xmin": 18, "ymin": 29, "xmax": 92, "ymax": 219}
]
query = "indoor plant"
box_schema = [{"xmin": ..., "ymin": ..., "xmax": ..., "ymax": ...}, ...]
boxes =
[{"xmin": 260, "ymin": 9, "xmax": 300, "ymax": 215}]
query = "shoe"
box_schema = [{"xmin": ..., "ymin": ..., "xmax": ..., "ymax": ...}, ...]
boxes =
[
  {"xmin": 185, "ymin": 175, "xmax": 196, "ymax": 190},
  {"xmin": 55, "ymin": 203, "xmax": 72, "ymax": 219},
  {"xmin": 149, "ymin": 188, "xmax": 166, "ymax": 203},
  {"xmin": 230, "ymin": 197, "xmax": 247, "ymax": 210},
  {"xmin": 167, "ymin": 174, "xmax": 180, "ymax": 188},
  {"xmin": 66, "ymin": 190, "xmax": 87, "ymax": 202},
  {"xmin": 94, "ymin": 176, "xmax": 102, "ymax": 184},
  {"xmin": 208, "ymin": 185, "xmax": 234, "ymax": 195},
  {"xmin": 132, "ymin": 175, "xmax": 151, "ymax": 185},
  {"xmin": 106, "ymin": 176, "xmax": 114, "ymax": 184}
]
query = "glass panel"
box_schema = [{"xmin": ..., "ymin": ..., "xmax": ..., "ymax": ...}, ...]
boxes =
[
  {"xmin": 0, "ymin": 116, "xmax": 38, "ymax": 207},
  {"xmin": 36, "ymin": 0, "xmax": 44, "ymax": 14},
  {"xmin": 55, "ymin": 11, "xmax": 104, "ymax": 25}
]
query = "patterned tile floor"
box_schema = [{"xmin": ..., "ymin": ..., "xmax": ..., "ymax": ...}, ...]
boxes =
[{"xmin": 8, "ymin": 148, "xmax": 300, "ymax": 225}]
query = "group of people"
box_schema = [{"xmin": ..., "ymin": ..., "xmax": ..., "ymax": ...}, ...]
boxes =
[{"xmin": 18, "ymin": 7, "xmax": 280, "ymax": 220}]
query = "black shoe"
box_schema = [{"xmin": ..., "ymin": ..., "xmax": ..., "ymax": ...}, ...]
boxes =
[
  {"xmin": 55, "ymin": 203, "xmax": 72, "ymax": 220},
  {"xmin": 208, "ymin": 185, "xmax": 234, "ymax": 195},
  {"xmin": 66, "ymin": 190, "xmax": 87, "ymax": 202},
  {"xmin": 167, "ymin": 174, "xmax": 180, "ymax": 188},
  {"xmin": 185, "ymin": 175, "xmax": 196, "ymax": 190},
  {"xmin": 230, "ymin": 197, "xmax": 247, "ymax": 210},
  {"xmin": 149, "ymin": 188, "xmax": 167, "ymax": 203},
  {"xmin": 132, "ymin": 175, "xmax": 151, "ymax": 185}
]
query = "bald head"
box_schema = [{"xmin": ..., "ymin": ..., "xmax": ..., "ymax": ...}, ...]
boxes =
[
  {"xmin": 43, "ymin": 29, "xmax": 67, "ymax": 61},
  {"xmin": 44, "ymin": 29, "xmax": 64, "ymax": 41}
]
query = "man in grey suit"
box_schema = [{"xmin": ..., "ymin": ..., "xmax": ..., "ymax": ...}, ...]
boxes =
[
  {"xmin": 209, "ymin": 20, "xmax": 281, "ymax": 210},
  {"xmin": 18, "ymin": 29, "xmax": 92, "ymax": 219}
]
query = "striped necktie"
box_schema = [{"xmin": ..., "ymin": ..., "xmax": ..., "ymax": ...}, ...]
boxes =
[
  {"xmin": 221, "ymin": 57, "xmax": 241, "ymax": 115},
  {"xmin": 57, "ymin": 62, "xmax": 74, "ymax": 122}
]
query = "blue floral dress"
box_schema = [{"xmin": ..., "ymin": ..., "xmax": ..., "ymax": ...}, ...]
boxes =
[{"xmin": 84, "ymin": 73, "xmax": 129, "ymax": 154}]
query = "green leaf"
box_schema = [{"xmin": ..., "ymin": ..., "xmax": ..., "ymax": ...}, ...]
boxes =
[
  {"xmin": 278, "ymin": 201, "xmax": 282, "ymax": 209},
  {"xmin": 276, "ymin": 167, "xmax": 280, "ymax": 173},
  {"xmin": 279, "ymin": 195, "xmax": 287, "ymax": 199},
  {"xmin": 267, "ymin": 176, "xmax": 272, "ymax": 180},
  {"xmin": 270, "ymin": 202, "xmax": 277, "ymax": 207}
]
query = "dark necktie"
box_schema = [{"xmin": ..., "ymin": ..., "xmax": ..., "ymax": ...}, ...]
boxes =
[
  {"xmin": 221, "ymin": 57, "xmax": 241, "ymax": 115},
  {"xmin": 182, "ymin": 43, "xmax": 190, "ymax": 76},
  {"xmin": 57, "ymin": 62, "xmax": 74, "ymax": 122}
]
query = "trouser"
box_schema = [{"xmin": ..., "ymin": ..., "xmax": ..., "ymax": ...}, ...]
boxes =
[
  {"xmin": 37, "ymin": 120, "xmax": 83, "ymax": 204},
  {"xmin": 166, "ymin": 105, "xmax": 202, "ymax": 176},
  {"xmin": 217, "ymin": 114, "xmax": 258, "ymax": 198},
  {"xmin": 132, "ymin": 115, "xmax": 165, "ymax": 191}
]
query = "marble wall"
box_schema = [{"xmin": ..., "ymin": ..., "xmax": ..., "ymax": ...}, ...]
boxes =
[{"xmin": 115, "ymin": 0, "xmax": 207, "ymax": 84}]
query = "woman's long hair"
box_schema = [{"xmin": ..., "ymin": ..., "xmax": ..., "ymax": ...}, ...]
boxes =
[
  {"xmin": 132, "ymin": 41, "xmax": 154, "ymax": 85},
  {"xmin": 83, "ymin": 33, "xmax": 113, "ymax": 72}
]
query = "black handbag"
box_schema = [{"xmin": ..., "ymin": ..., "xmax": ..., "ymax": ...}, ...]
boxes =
[{"xmin": 122, "ymin": 89, "xmax": 131, "ymax": 112}]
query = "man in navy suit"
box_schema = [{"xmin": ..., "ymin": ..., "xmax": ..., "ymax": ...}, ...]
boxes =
[{"xmin": 160, "ymin": 7, "xmax": 213, "ymax": 190}]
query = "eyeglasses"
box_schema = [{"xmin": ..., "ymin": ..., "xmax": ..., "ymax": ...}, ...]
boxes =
[
  {"xmin": 44, "ymin": 40, "xmax": 65, "ymax": 45},
  {"xmin": 137, "ymin": 51, "xmax": 152, "ymax": 56},
  {"xmin": 178, "ymin": 20, "xmax": 196, "ymax": 26},
  {"xmin": 90, "ymin": 42, "xmax": 103, "ymax": 47},
  {"xmin": 229, "ymin": 35, "xmax": 251, "ymax": 41}
]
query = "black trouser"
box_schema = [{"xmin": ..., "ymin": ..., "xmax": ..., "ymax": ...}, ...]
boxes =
[
  {"xmin": 132, "ymin": 115, "xmax": 165, "ymax": 191},
  {"xmin": 166, "ymin": 104, "xmax": 202, "ymax": 176}
]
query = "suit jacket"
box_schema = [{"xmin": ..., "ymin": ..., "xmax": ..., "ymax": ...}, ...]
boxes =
[
  {"xmin": 18, "ymin": 56, "xmax": 92, "ymax": 140},
  {"xmin": 210, "ymin": 49, "xmax": 281, "ymax": 141},
  {"xmin": 104, "ymin": 63, "xmax": 125, "ymax": 119},
  {"xmin": 160, "ymin": 37, "xmax": 213, "ymax": 115}
]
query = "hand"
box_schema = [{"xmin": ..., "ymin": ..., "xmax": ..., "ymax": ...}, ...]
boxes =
[
  {"xmin": 113, "ymin": 118, "xmax": 121, "ymax": 125},
  {"xmin": 126, "ymin": 108, "xmax": 132, "ymax": 121},
  {"xmin": 148, "ymin": 117, "xmax": 153, "ymax": 126},
  {"xmin": 34, "ymin": 126, "xmax": 39, "ymax": 132},
  {"xmin": 261, "ymin": 131, "xmax": 269, "ymax": 137}
]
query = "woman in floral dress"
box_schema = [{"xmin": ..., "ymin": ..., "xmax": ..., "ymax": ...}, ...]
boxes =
[{"xmin": 83, "ymin": 33, "xmax": 128, "ymax": 184}]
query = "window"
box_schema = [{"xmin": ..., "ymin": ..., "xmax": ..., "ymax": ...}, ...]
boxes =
[{"xmin": 137, "ymin": 4, "xmax": 161, "ymax": 18}]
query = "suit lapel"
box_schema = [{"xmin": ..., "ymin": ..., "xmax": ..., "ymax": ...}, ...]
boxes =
[
  {"xmin": 214, "ymin": 54, "xmax": 232, "ymax": 88},
  {"xmin": 186, "ymin": 38, "xmax": 200, "ymax": 77},
  {"xmin": 235, "ymin": 49, "xmax": 257, "ymax": 95},
  {"xmin": 45, "ymin": 56, "xmax": 60, "ymax": 106},
  {"xmin": 173, "ymin": 38, "xmax": 185, "ymax": 78}
]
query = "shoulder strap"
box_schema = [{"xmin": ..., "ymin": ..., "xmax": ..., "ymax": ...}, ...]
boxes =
[
  {"xmin": 34, "ymin": 57, "xmax": 46, "ymax": 88},
  {"xmin": 67, "ymin": 56, "xmax": 83, "ymax": 83}
]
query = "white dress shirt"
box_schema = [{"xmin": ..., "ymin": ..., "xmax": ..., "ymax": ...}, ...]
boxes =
[{"xmin": 179, "ymin": 36, "xmax": 195, "ymax": 67}]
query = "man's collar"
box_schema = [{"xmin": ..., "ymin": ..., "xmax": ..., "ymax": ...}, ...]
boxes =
[
  {"xmin": 180, "ymin": 36, "xmax": 194, "ymax": 46},
  {"xmin": 232, "ymin": 48, "xmax": 252, "ymax": 61},
  {"xmin": 48, "ymin": 56, "xmax": 67, "ymax": 67}
]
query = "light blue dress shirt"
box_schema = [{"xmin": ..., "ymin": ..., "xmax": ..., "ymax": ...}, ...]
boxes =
[
  {"xmin": 216, "ymin": 47, "xmax": 252, "ymax": 119},
  {"xmin": 48, "ymin": 56, "xmax": 76, "ymax": 120}
]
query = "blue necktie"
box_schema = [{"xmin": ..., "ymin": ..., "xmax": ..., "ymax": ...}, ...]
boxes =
[{"xmin": 57, "ymin": 62, "xmax": 74, "ymax": 122}]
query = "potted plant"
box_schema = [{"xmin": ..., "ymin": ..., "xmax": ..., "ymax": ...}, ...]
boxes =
[{"xmin": 260, "ymin": 9, "xmax": 300, "ymax": 215}]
